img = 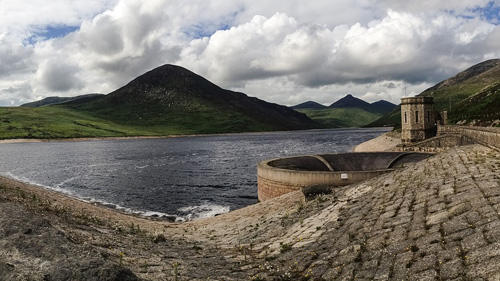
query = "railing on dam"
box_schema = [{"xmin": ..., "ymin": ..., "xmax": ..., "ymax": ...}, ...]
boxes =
[{"xmin": 439, "ymin": 125, "xmax": 500, "ymax": 150}]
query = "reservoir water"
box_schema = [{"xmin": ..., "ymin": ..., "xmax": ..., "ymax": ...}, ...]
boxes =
[{"xmin": 0, "ymin": 128, "xmax": 389, "ymax": 221}]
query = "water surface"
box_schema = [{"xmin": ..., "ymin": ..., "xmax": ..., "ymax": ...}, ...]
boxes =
[{"xmin": 0, "ymin": 128, "xmax": 389, "ymax": 220}]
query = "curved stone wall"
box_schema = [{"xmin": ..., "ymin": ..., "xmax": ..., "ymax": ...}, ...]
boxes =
[{"xmin": 257, "ymin": 152, "xmax": 432, "ymax": 201}]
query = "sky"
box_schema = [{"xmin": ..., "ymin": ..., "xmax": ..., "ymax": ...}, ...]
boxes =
[{"xmin": 1, "ymin": 0, "xmax": 500, "ymax": 107}]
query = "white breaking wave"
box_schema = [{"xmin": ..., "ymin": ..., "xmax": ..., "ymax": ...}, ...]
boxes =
[
  {"xmin": 2, "ymin": 172, "xmax": 75, "ymax": 196},
  {"xmin": 178, "ymin": 203, "xmax": 230, "ymax": 221}
]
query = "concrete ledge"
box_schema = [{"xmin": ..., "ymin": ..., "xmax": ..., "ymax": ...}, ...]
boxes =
[{"xmin": 258, "ymin": 152, "xmax": 433, "ymax": 201}]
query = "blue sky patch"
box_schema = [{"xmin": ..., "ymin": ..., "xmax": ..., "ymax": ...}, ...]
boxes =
[
  {"xmin": 184, "ymin": 23, "xmax": 232, "ymax": 39},
  {"xmin": 26, "ymin": 25, "xmax": 79, "ymax": 45},
  {"xmin": 473, "ymin": 1, "xmax": 500, "ymax": 24}
]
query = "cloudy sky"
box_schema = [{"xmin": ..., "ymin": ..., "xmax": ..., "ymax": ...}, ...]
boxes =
[{"xmin": 1, "ymin": 0, "xmax": 500, "ymax": 106}]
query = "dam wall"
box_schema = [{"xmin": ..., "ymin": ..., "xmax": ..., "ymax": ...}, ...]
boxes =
[{"xmin": 438, "ymin": 125, "xmax": 500, "ymax": 150}]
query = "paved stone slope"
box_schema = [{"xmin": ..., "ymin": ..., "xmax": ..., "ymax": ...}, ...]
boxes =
[
  {"xmin": 191, "ymin": 144, "xmax": 500, "ymax": 280},
  {"xmin": 1, "ymin": 144, "xmax": 500, "ymax": 280}
]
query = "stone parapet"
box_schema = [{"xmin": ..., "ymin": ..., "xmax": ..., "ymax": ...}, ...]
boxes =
[{"xmin": 439, "ymin": 125, "xmax": 500, "ymax": 151}]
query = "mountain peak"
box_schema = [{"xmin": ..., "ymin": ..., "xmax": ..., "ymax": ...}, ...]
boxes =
[
  {"xmin": 75, "ymin": 63, "xmax": 319, "ymax": 133},
  {"xmin": 291, "ymin": 101, "xmax": 327, "ymax": 110},
  {"xmin": 329, "ymin": 94, "xmax": 370, "ymax": 109}
]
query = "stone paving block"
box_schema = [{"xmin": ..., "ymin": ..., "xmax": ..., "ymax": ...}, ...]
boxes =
[
  {"xmin": 386, "ymin": 225, "xmax": 408, "ymax": 243},
  {"xmin": 439, "ymin": 185, "xmax": 455, "ymax": 197},
  {"xmin": 448, "ymin": 202, "xmax": 472, "ymax": 217},
  {"xmin": 445, "ymin": 228, "xmax": 475, "ymax": 245},
  {"xmin": 408, "ymin": 269, "xmax": 438, "ymax": 281},
  {"xmin": 427, "ymin": 210, "xmax": 449, "ymax": 226},
  {"xmin": 372, "ymin": 253, "xmax": 394, "ymax": 280},
  {"xmin": 443, "ymin": 216, "xmax": 470, "ymax": 236},
  {"xmin": 416, "ymin": 232, "xmax": 441, "ymax": 248},
  {"xmin": 438, "ymin": 249, "xmax": 459, "ymax": 264},
  {"xmin": 484, "ymin": 226, "xmax": 500, "ymax": 243},
  {"xmin": 467, "ymin": 242, "xmax": 500, "ymax": 265},
  {"xmin": 429, "ymin": 202, "xmax": 447, "ymax": 213},
  {"xmin": 392, "ymin": 251, "xmax": 413, "ymax": 280},
  {"xmin": 366, "ymin": 234, "xmax": 387, "ymax": 251},
  {"xmin": 465, "ymin": 210, "xmax": 482, "ymax": 225},
  {"xmin": 478, "ymin": 205, "xmax": 498, "ymax": 220},
  {"xmin": 408, "ymin": 228, "xmax": 427, "ymax": 240},
  {"xmin": 461, "ymin": 231, "xmax": 487, "ymax": 252},
  {"xmin": 384, "ymin": 215, "xmax": 412, "ymax": 228},
  {"xmin": 338, "ymin": 262, "xmax": 356, "ymax": 280},
  {"xmin": 440, "ymin": 259, "xmax": 463, "ymax": 280},
  {"xmin": 466, "ymin": 255, "xmax": 500, "ymax": 279},
  {"xmin": 409, "ymin": 254, "xmax": 436, "ymax": 274},
  {"xmin": 385, "ymin": 239, "xmax": 413, "ymax": 256}
]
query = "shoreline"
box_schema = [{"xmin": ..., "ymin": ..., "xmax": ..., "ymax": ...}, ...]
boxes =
[
  {"xmin": 352, "ymin": 130, "xmax": 400, "ymax": 152},
  {"xmin": 0, "ymin": 175, "xmax": 175, "ymax": 229},
  {"xmin": 0, "ymin": 127, "xmax": 390, "ymax": 144}
]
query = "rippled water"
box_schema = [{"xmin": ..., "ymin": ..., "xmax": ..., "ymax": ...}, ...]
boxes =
[{"xmin": 0, "ymin": 128, "xmax": 389, "ymax": 220}]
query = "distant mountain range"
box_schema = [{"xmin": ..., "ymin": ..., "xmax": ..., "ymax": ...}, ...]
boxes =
[
  {"xmin": 369, "ymin": 59, "xmax": 500, "ymax": 127},
  {"xmin": 291, "ymin": 94, "xmax": 396, "ymax": 128}
]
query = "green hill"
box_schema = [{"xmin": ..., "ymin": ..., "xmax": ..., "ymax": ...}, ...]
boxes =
[
  {"xmin": 296, "ymin": 107, "xmax": 384, "ymax": 128},
  {"xmin": 20, "ymin": 94, "xmax": 103, "ymax": 108},
  {"xmin": 368, "ymin": 59, "xmax": 500, "ymax": 127},
  {"xmin": 0, "ymin": 65, "xmax": 319, "ymax": 139},
  {"xmin": 296, "ymin": 94, "xmax": 396, "ymax": 128}
]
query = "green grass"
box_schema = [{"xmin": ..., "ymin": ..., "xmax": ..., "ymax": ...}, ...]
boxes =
[
  {"xmin": 297, "ymin": 108, "xmax": 383, "ymax": 128},
  {"xmin": 368, "ymin": 61, "xmax": 500, "ymax": 127},
  {"xmin": 0, "ymin": 103, "xmax": 277, "ymax": 140}
]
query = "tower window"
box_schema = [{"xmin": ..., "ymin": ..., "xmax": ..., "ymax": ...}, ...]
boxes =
[
  {"xmin": 427, "ymin": 111, "xmax": 431, "ymax": 123},
  {"xmin": 404, "ymin": 112, "xmax": 407, "ymax": 123},
  {"xmin": 415, "ymin": 111, "xmax": 419, "ymax": 123}
]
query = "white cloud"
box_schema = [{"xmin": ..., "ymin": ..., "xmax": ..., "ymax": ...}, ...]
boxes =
[
  {"xmin": 0, "ymin": 0, "xmax": 499, "ymax": 106},
  {"xmin": 36, "ymin": 59, "xmax": 83, "ymax": 92}
]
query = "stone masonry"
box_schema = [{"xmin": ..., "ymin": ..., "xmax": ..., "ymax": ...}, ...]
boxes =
[
  {"xmin": 401, "ymin": 97, "xmax": 436, "ymax": 144},
  {"xmin": 187, "ymin": 144, "xmax": 500, "ymax": 280}
]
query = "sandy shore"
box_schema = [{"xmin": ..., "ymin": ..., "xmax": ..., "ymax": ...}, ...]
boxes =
[{"xmin": 352, "ymin": 130, "xmax": 400, "ymax": 152}]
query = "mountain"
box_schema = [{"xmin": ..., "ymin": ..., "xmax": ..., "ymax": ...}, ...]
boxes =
[
  {"xmin": 328, "ymin": 94, "xmax": 396, "ymax": 114},
  {"xmin": 295, "ymin": 95, "xmax": 396, "ymax": 128},
  {"xmin": 329, "ymin": 94, "xmax": 371, "ymax": 110},
  {"xmin": 1, "ymin": 65, "xmax": 319, "ymax": 139},
  {"xmin": 62, "ymin": 64, "xmax": 320, "ymax": 134},
  {"xmin": 291, "ymin": 101, "xmax": 327, "ymax": 110},
  {"xmin": 370, "ymin": 100, "xmax": 398, "ymax": 114},
  {"xmin": 368, "ymin": 59, "xmax": 500, "ymax": 127},
  {"xmin": 20, "ymin": 94, "xmax": 103, "ymax": 108}
]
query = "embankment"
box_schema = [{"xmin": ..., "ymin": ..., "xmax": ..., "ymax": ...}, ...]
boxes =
[{"xmin": 2, "ymin": 142, "xmax": 500, "ymax": 279}]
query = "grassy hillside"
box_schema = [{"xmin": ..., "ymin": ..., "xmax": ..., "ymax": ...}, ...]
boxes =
[
  {"xmin": 368, "ymin": 59, "xmax": 500, "ymax": 127},
  {"xmin": 365, "ymin": 105, "xmax": 402, "ymax": 128},
  {"xmin": 0, "ymin": 107, "xmax": 136, "ymax": 139},
  {"xmin": 450, "ymin": 82, "xmax": 500, "ymax": 125},
  {"xmin": 0, "ymin": 104, "xmax": 286, "ymax": 139},
  {"xmin": 297, "ymin": 108, "xmax": 383, "ymax": 128}
]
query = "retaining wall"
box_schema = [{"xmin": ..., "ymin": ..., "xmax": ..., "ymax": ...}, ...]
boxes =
[
  {"xmin": 438, "ymin": 125, "xmax": 500, "ymax": 151},
  {"xmin": 257, "ymin": 162, "xmax": 391, "ymax": 201},
  {"xmin": 257, "ymin": 152, "xmax": 432, "ymax": 201}
]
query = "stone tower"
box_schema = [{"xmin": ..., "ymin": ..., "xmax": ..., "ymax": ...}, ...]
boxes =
[{"xmin": 401, "ymin": 97, "xmax": 436, "ymax": 144}]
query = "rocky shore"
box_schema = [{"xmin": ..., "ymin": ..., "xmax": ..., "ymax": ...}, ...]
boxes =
[{"xmin": 2, "ymin": 136, "xmax": 500, "ymax": 280}]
